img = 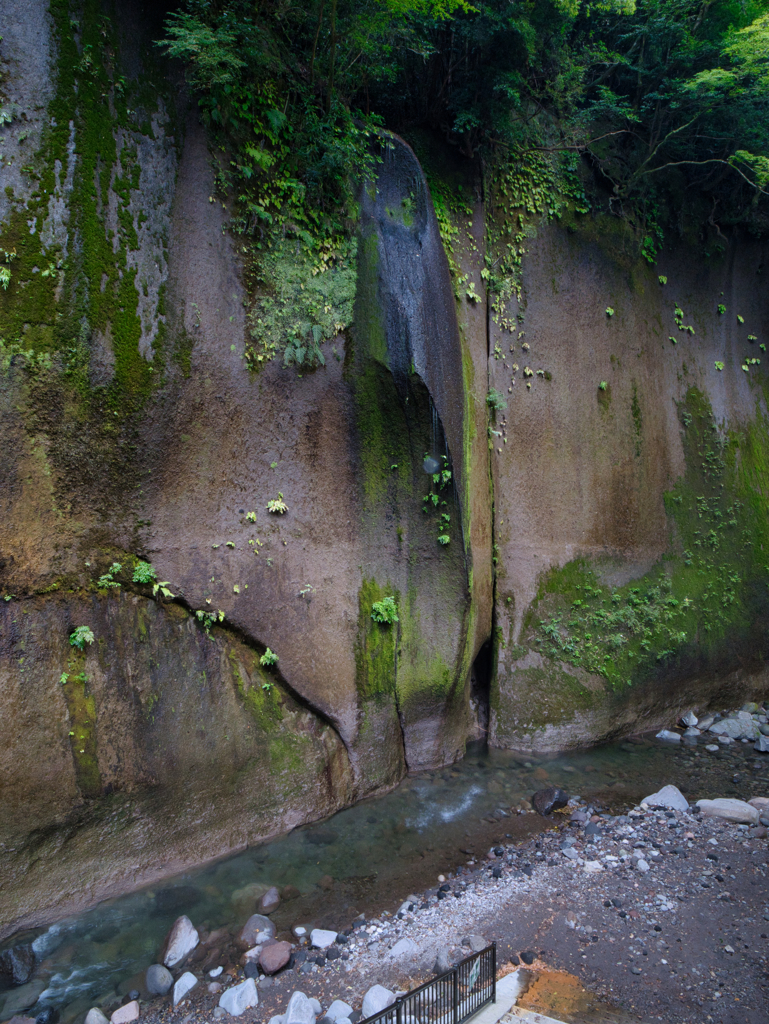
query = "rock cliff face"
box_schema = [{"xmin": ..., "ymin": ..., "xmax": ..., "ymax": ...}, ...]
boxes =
[{"xmin": 1, "ymin": 0, "xmax": 769, "ymax": 934}]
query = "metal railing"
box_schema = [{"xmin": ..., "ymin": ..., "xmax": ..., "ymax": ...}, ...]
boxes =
[{"xmin": 359, "ymin": 943, "xmax": 497, "ymax": 1024}]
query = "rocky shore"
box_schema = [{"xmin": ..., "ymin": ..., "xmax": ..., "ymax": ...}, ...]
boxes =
[{"xmin": 3, "ymin": 706, "xmax": 769, "ymax": 1024}]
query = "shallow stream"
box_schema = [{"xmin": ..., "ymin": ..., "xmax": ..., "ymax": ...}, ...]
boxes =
[{"xmin": 2, "ymin": 734, "xmax": 767, "ymax": 1023}]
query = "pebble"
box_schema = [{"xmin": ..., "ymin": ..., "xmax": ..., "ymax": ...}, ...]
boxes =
[{"xmin": 85, "ymin": 1011, "xmax": 109, "ymax": 1024}]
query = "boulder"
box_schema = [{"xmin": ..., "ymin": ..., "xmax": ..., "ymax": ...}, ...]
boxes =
[
  {"xmin": 309, "ymin": 999, "xmax": 323, "ymax": 1016},
  {"xmin": 310, "ymin": 929, "xmax": 337, "ymax": 949},
  {"xmin": 641, "ymin": 785, "xmax": 689, "ymax": 812},
  {"xmin": 463, "ymin": 935, "xmax": 487, "ymax": 953},
  {"xmin": 173, "ymin": 973, "xmax": 198, "ymax": 1006},
  {"xmin": 361, "ymin": 987, "xmax": 395, "ymax": 1019},
  {"xmin": 0, "ymin": 945, "xmax": 36, "ymax": 986},
  {"xmin": 219, "ymin": 979, "xmax": 258, "ymax": 1017},
  {"xmin": 748, "ymin": 796, "xmax": 769, "ymax": 811},
  {"xmin": 388, "ymin": 939, "xmax": 416, "ymax": 959},
  {"xmin": 680, "ymin": 711, "xmax": 698, "ymax": 727},
  {"xmin": 259, "ymin": 941, "xmax": 292, "ymax": 975},
  {"xmin": 110, "ymin": 1002, "xmax": 140, "ymax": 1024},
  {"xmin": 240, "ymin": 914, "xmax": 277, "ymax": 948},
  {"xmin": 697, "ymin": 714, "xmax": 715, "ymax": 731},
  {"xmin": 162, "ymin": 916, "xmax": 199, "ymax": 967},
  {"xmin": 145, "ymin": 964, "xmax": 173, "ymax": 996},
  {"xmin": 325, "ymin": 1001, "xmax": 354, "ymax": 1022},
  {"xmin": 1, "ymin": 980, "xmax": 46, "ymax": 1018},
  {"xmin": 696, "ymin": 798, "xmax": 759, "ymax": 824},
  {"xmin": 655, "ymin": 729, "xmax": 681, "ymax": 743},
  {"xmin": 231, "ymin": 883, "xmax": 270, "ymax": 917},
  {"xmin": 259, "ymin": 887, "xmax": 281, "ymax": 915},
  {"xmin": 282, "ymin": 886, "xmax": 301, "ymax": 901},
  {"xmin": 85, "ymin": 1011, "xmax": 109, "ymax": 1024},
  {"xmin": 531, "ymin": 787, "xmax": 569, "ymax": 817},
  {"xmin": 432, "ymin": 950, "xmax": 451, "ymax": 975},
  {"xmin": 285, "ymin": 991, "xmax": 316, "ymax": 1024},
  {"xmin": 755, "ymin": 735, "xmax": 769, "ymax": 753}
]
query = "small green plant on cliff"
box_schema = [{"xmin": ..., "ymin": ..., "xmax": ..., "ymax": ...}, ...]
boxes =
[
  {"xmin": 371, "ymin": 596, "xmax": 398, "ymax": 625},
  {"xmin": 598, "ymin": 381, "xmax": 607, "ymax": 391},
  {"xmin": 97, "ymin": 562, "xmax": 122, "ymax": 589},
  {"xmin": 69, "ymin": 626, "xmax": 95, "ymax": 651},
  {"xmin": 266, "ymin": 492, "xmax": 288, "ymax": 514},
  {"xmin": 715, "ymin": 361, "xmax": 725, "ymax": 371},
  {"xmin": 153, "ymin": 581, "xmax": 175, "ymax": 600},
  {"xmin": 605, "ymin": 307, "xmax": 614, "ymax": 318},
  {"xmin": 718, "ymin": 304, "xmax": 727, "ymax": 315},
  {"xmin": 260, "ymin": 647, "xmax": 279, "ymax": 667},
  {"xmin": 132, "ymin": 561, "xmax": 157, "ymax": 584},
  {"xmin": 658, "ymin": 276, "xmax": 667, "ymax": 285},
  {"xmin": 486, "ymin": 388, "xmax": 508, "ymax": 412}
]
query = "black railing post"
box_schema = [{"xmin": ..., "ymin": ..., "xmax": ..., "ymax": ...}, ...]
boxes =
[
  {"xmin": 452, "ymin": 967, "xmax": 459, "ymax": 1024},
  {"xmin": 492, "ymin": 943, "xmax": 497, "ymax": 1004},
  {"xmin": 396, "ymin": 997, "xmax": 402, "ymax": 1024}
]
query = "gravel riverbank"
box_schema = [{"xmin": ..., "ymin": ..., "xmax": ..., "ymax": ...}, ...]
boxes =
[{"xmin": 66, "ymin": 788, "xmax": 768, "ymax": 1024}]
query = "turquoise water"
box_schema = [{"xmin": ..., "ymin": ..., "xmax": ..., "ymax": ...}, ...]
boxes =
[{"xmin": 1, "ymin": 734, "xmax": 766, "ymax": 1023}]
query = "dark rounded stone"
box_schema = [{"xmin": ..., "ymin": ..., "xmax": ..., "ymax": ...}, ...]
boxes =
[
  {"xmin": 36, "ymin": 1010, "xmax": 60, "ymax": 1024},
  {"xmin": 437, "ymin": 890, "xmax": 447, "ymax": 900},
  {"xmin": 509, "ymin": 955, "xmax": 520, "ymax": 966},
  {"xmin": 312, "ymin": 956, "xmax": 326, "ymax": 967},
  {"xmin": 439, "ymin": 883, "xmax": 451, "ymax": 892},
  {"xmin": 611, "ymin": 898, "xmax": 623, "ymax": 907},
  {"xmin": 244, "ymin": 962, "xmax": 259, "ymax": 979},
  {"xmin": 492, "ymin": 867, "xmax": 503, "ymax": 879},
  {"xmin": 0, "ymin": 945, "xmax": 36, "ymax": 986},
  {"xmin": 520, "ymin": 951, "xmax": 536, "ymax": 965},
  {"xmin": 532, "ymin": 787, "xmax": 569, "ymax": 817},
  {"xmin": 325, "ymin": 947, "xmax": 341, "ymax": 960},
  {"xmin": 493, "ymin": 847, "xmax": 504, "ymax": 856},
  {"xmin": 336, "ymin": 934, "xmax": 348, "ymax": 945}
]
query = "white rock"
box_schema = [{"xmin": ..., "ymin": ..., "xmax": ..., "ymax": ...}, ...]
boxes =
[
  {"xmin": 636, "ymin": 859, "xmax": 650, "ymax": 873},
  {"xmin": 209, "ymin": 983, "xmax": 223, "ymax": 995},
  {"xmin": 641, "ymin": 785, "xmax": 689, "ymax": 812},
  {"xmin": 162, "ymin": 915, "xmax": 200, "ymax": 967},
  {"xmin": 705, "ymin": 744, "xmax": 719, "ymax": 752},
  {"xmin": 698, "ymin": 714, "xmax": 715, "ymax": 731},
  {"xmin": 284, "ymin": 990, "xmax": 316, "ymax": 1024},
  {"xmin": 219, "ymin": 978, "xmax": 258, "ymax": 1017},
  {"xmin": 583, "ymin": 860, "xmax": 604, "ymax": 873},
  {"xmin": 683, "ymin": 727, "xmax": 701, "ymax": 737},
  {"xmin": 325, "ymin": 1001, "xmax": 354, "ymax": 1022},
  {"xmin": 362, "ymin": 985, "xmax": 395, "ymax": 1018},
  {"xmin": 173, "ymin": 972, "xmax": 198, "ymax": 1006},
  {"xmin": 388, "ymin": 938, "xmax": 417, "ymax": 958},
  {"xmin": 655, "ymin": 729, "xmax": 681, "ymax": 743},
  {"xmin": 111, "ymin": 1002, "xmax": 140, "ymax": 1024},
  {"xmin": 755, "ymin": 734, "xmax": 769, "ymax": 753},
  {"xmin": 697, "ymin": 798, "xmax": 759, "ymax": 824},
  {"xmin": 748, "ymin": 796, "xmax": 769, "ymax": 811},
  {"xmin": 309, "ymin": 999, "xmax": 322, "ymax": 1016},
  {"xmin": 268, "ymin": 1016, "xmax": 285, "ymax": 1024},
  {"xmin": 681, "ymin": 711, "xmax": 698, "ymax": 727},
  {"xmin": 209, "ymin": 966, "xmax": 224, "ymax": 978},
  {"xmin": 310, "ymin": 929, "xmax": 337, "ymax": 949},
  {"xmin": 85, "ymin": 1010, "xmax": 109, "ymax": 1024}
]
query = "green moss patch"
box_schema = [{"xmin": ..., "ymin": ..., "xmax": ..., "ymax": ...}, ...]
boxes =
[
  {"xmin": 61, "ymin": 658, "xmax": 101, "ymax": 798},
  {"xmin": 523, "ymin": 387, "xmax": 769, "ymax": 692},
  {"xmin": 355, "ymin": 578, "xmax": 398, "ymax": 705}
]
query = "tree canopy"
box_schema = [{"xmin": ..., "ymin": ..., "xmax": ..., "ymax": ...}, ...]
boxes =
[{"xmin": 158, "ymin": 0, "xmax": 769, "ymax": 247}]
